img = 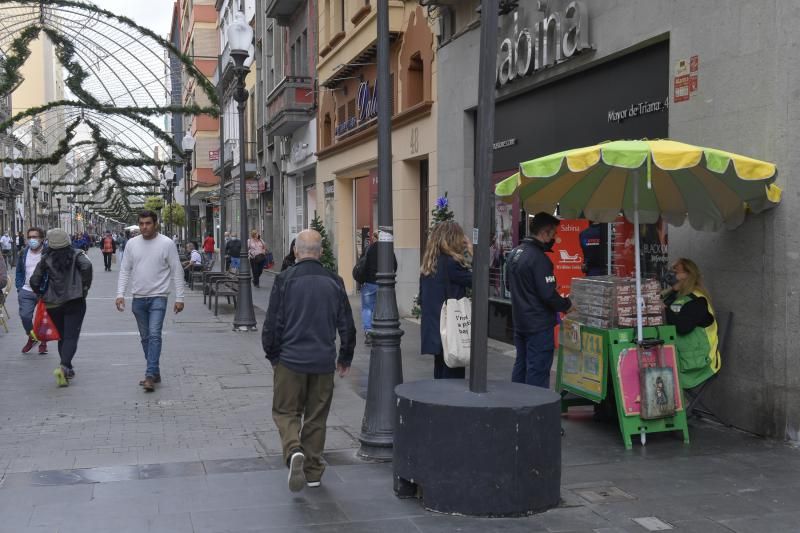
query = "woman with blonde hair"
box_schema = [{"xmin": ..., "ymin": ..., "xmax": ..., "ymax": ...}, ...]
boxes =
[
  {"xmin": 662, "ymin": 258, "xmax": 721, "ymax": 389},
  {"xmin": 248, "ymin": 229, "xmax": 268, "ymax": 287},
  {"xmin": 419, "ymin": 221, "xmax": 473, "ymax": 379}
]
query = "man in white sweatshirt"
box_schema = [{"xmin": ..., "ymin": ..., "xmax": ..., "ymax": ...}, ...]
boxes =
[{"xmin": 116, "ymin": 210, "xmax": 185, "ymax": 392}]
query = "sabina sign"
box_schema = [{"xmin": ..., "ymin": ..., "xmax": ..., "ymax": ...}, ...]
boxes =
[{"xmin": 496, "ymin": 1, "xmax": 590, "ymax": 87}]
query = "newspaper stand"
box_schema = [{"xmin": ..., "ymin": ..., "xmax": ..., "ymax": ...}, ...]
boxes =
[{"xmin": 556, "ymin": 276, "xmax": 690, "ymax": 449}]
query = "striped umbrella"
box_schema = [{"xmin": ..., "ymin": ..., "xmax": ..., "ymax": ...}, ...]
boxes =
[
  {"xmin": 495, "ymin": 139, "xmax": 780, "ymax": 232},
  {"xmin": 494, "ymin": 139, "xmax": 781, "ymax": 340}
]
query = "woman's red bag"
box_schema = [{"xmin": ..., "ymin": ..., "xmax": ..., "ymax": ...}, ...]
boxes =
[{"xmin": 31, "ymin": 300, "xmax": 61, "ymax": 342}]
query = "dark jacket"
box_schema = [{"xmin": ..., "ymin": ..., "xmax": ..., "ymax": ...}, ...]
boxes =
[
  {"xmin": 225, "ymin": 238, "xmax": 242, "ymax": 258},
  {"xmin": 15, "ymin": 247, "xmax": 47, "ymax": 291},
  {"xmin": 30, "ymin": 249, "xmax": 92, "ymax": 306},
  {"xmin": 506, "ymin": 237, "xmax": 571, "ymax": 334},
  {"xmin": 262, "ymin": 258, "xmax": 356, "ymax": 374},
  {"xmin": 419, "ymin": 254, "xmax": 472, "ymax": 355},
  {"xmin": 663, "ymin": 290, "xmax": 714, "ymax": 335},
  {"xmin": 362, "ymin": 242, "xmax": 397, "ymax": 284},
  {"xmin": 280, "ymin": 255, "xmax": 295, "ymax": 271}
]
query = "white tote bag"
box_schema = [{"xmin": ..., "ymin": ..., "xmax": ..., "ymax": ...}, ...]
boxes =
[{"xmin": 440, "ymin": 296, "xmax": 472, "ymax": 368}]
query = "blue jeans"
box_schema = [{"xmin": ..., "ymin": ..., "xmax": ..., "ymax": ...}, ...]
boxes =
[
  {"xmin": 132, "ymin": 297, "xmax": 168, "ymax": 377},
  {"xmin": 360, "ymin": 282, "xmax": 378, "ymax": 332},
  {"xmin": 17, "ymin": 288, "xmax": 38, "ymax": 336},
  {"xmin": 512, "ymin": 329, "xmax": 556, "ymax": 388}
]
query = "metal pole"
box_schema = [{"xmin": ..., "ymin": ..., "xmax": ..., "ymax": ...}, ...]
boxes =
[
  {"xmin": 232, "ymin": 65, "xmax": 257, "ymax": 330},
  {"xmin": 185, "ymin": 158, "xmax": 192, "ymax": 244},
  {"xmin": 218, "ymin": 54, "xmax": 227, "ymax": 272},
  {"xmin": 469, "ymin": 0, "xmax": 499, "ymax": 394},
  {"xmin": 633, "ymin": 169, "xmax": 643, "ymax": 343},
  {"xmin": 357, "ymin": 0, "xmax": 404, "ymax": 461}
]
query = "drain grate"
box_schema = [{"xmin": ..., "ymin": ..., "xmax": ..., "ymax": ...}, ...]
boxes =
[{"xmin": 574, "ymin": 486, "xmax": 636, "ymax": 504}]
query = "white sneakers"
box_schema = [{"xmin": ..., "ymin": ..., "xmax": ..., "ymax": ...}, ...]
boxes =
[{"xmin": 288, "ymin": 451, "xmax": 305, "ymax": 492}]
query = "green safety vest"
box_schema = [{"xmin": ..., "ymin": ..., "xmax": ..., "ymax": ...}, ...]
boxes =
[{"xmin": 670, "ymin": 291, "xmax": 721, "ymax": 389}]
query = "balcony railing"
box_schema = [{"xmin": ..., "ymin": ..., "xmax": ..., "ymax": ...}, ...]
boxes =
[
  {"xmin": 264, "ymin": 76, "xmax": 315, "ymax": 137},
  {"xmin": 265, "ymin": 0, "xmax": 304, "ymax": 25}
]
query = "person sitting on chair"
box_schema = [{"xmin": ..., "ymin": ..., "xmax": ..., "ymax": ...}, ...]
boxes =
[
  {"xmin": 662, "ymin": 258, "xmax": 721, "ymax": 389},
  {"xmin": 182, "ymin": 243, "xmax": 203, "ymax": 282}
]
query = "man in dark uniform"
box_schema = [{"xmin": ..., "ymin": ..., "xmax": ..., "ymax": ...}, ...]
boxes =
[
  {"xmin": 579, "ymin": 221, "xmax": 608, "ymax": 276},
  {"xmin": 507, "ymin": 212, "xmax": 573, "ymax": 388}
]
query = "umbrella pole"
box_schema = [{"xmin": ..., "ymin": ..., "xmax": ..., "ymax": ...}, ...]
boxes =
[
  {"xmin": 607, "ymin": 223, "xmax": 612, "ymax": 275},
  {"xmin": 633, "ymin": 171, "xmax": 644, "ymax": 342}
]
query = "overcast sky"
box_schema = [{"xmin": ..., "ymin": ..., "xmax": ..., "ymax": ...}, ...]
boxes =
[{"xmin": 101, "ymin": 0, "xmax": 173, "ymax": 38}]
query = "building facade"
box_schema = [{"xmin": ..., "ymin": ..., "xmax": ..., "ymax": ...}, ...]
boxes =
[
  {"xmin": 315, "ymin": 0, "xmax": 438, "ymax": 314},
  {"xmin": 215, "ymin": 0, "xmax": 259, "ymax": 249},
  {"xmin": 436, "ymin": 0, "xmax": 800, "ymax": 440},
  {"xmin": 177, "ymin": 0, "xmax": 220, "ymax": 243},
  {"xmin": 264, "ymin": 0, "xmax": 318, "ymax": 257}
]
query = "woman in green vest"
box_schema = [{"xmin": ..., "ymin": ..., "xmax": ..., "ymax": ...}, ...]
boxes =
[{"xmin": 662, "ymin": 258, "xmax": 720, "ymax": 389}]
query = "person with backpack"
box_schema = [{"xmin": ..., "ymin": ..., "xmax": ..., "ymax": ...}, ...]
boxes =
[
  {"xmin": 29, "ymin": 228, "xmax": 93, "ymax": 387},
  {"xmin": 101, "ymin": 231, "xmax": 117, "ymax": 272},
  {"xmin": 352, "ymin": 232, "xmax": 397, "ymax": 346}
]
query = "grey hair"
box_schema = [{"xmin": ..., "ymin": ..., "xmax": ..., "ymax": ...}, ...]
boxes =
[{"xmin": 295, "ymin": 230, "xmax": 322, "ymax": 259}]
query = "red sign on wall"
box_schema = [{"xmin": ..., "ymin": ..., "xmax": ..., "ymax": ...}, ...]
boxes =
[{"xmin": 547, "ymin": 219, "xmax": 589, "ymax": 296}]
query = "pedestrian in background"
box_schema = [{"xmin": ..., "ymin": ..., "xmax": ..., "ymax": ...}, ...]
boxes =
[
  {"xmin": 419, "ymin": 221, "xmax": 473, "ymax": 380},
  {"xmin": 263, "ymin": 229, "xmax": 356, "ymax": 492},
  {"xmin": 181, "ymin": 242, "xmax": 203, "ymax": 282},
  {"xmin": 0, "ymin": 231, "xmax": 12, "ymax": 266},
  {"xmin": 281, "ymin": 239, "xmax": 296, "ymax": 271},
  {"xmin": 202, "ymin": 232, "xmax": 215, "ymax": 267},
  {"xmin": 248, "ymin": 229, "xmax": 267, "ymax": 287},
  {"xmin": 358, "ymin": 232, "xmax": 397, "ymax": 346},
  {"xmin": 101, "ymin": 231, "xmax": 116, "ymax": 272},
  {"xmin": 117, "ymin": 231, "xmax": 128, "ymax": 264},
  {"xmin": 30, "ymin": 228, "xmax": 92, "ymax": 387},
  {"xmin": 116, "ymin": 210, "xmax": 185, "ymax": 392},
  {"xmin": 226, "ymin": 233, "xmax": 242, "ymax": 272},
  {"xmin": 16, "ymin": 227, "xmax": 48, "ymax": 355},
  {"xmin": 506, "ymin": 212, "xmax": 573, "ymax": 388},
  {"xmin": 16, "ymin": 231, "xmax": 25, "ymax": 250}
]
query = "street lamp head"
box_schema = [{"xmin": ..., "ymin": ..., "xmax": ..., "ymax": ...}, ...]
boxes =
[
  {"xmin": 164, "ymin": 168, "xmax": 175, "ymax": 183},
  {"xmin": 182, "ymin": 131, "xmax": 196, "ymax": 154},
  {"xmin": 227, "ymin": 11, "xmax": 253, "ymax": 68},
  {"xmin": 12, "ymin": 164, "xmax": 22, "ymax": 179},
  {"xmin": 3, "ymin": 164, "xmax": 11, "ymax": 179},
  {"xmin": 30, "ymin": 175, "xmax": 40, "ymax": 190}
]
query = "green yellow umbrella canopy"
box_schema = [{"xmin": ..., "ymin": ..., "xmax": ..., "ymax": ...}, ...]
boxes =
[{"xmin": 495, "ymin": 139, "xmax": 781, "ymax": 231}]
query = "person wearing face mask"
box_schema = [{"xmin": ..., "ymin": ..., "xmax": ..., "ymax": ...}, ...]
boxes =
[
  {"xmin": 506, "ymin": 212, "xmax": 574, "ymax": 388},
  {"xmin": 661, "ymin": 258, "xmax": 720, "ymax": 389},
  {"xmin": 15, "ymin": 227, "xmax": 48, "ymax": 355}
]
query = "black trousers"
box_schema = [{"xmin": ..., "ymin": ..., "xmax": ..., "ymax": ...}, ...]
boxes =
[
  {"xmin": 433, "ymin": 352, "xmax": 466, "ymax": 380},
  {"xmin": 48, "ymin": 298, "xmax": 87, "ymax": 369},
  {"xmin": 103, "ymin": 252, "xmax": 112, "ymax": 269},
  {"xmin": 250, "ymin": 257, "xmax": 265, "ymax": 286}
]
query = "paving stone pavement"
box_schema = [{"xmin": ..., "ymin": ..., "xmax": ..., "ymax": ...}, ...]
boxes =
[{"xmin": 1, "ymin": 248, "xmax": 800, "ymax": 532}]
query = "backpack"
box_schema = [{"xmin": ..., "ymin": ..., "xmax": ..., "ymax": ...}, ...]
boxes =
[{"xmin": 352, "ymin": 248, "xmax": 369, "ymax": 284}]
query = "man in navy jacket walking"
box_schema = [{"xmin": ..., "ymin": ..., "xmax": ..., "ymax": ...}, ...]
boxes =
[{"xmin": 263, "ymin": 229, "xmax": 356, "ymax": 492}]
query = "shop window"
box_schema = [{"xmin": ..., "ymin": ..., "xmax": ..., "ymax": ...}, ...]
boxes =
[
  {"xmin": 323, "ymin": 113, "xmax": 332, "ymax": 148},
  {"xmin": 347, "ymin": 99, "xmax": 356, "ymax": 121},
  {"xmin": 405, "ymin": 53, "xmax": 424, "ymax": 108}
]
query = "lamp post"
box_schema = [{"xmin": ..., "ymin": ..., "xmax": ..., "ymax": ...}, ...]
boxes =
[
  {"xmin": 56, "ymin": 197, "xmax": 61, "ymax": 229},
  {"xmin": 357, "ymin": 0, "xmax": 404, "ymax": 460},
  {"xmin": 228, "ymin": 11, "xmax": 257, "ymax": 331},
  {"xmin": 161, "ymin": 167, "xmax": 176, "ymax": 239},
  {"xmin": 30, "ymin": 175, "xmax": 40, "ymax": 228},
  {"xmin": 3, "ymin": 163, "xmax": 19, "ymax": 262},
  {"xmin": 182, "ymin": 132, "xmax": 195, "ymax": 245},
  {"xmin": 67, "ymin": 195, "xmax": 74, "ymax": 235}
]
